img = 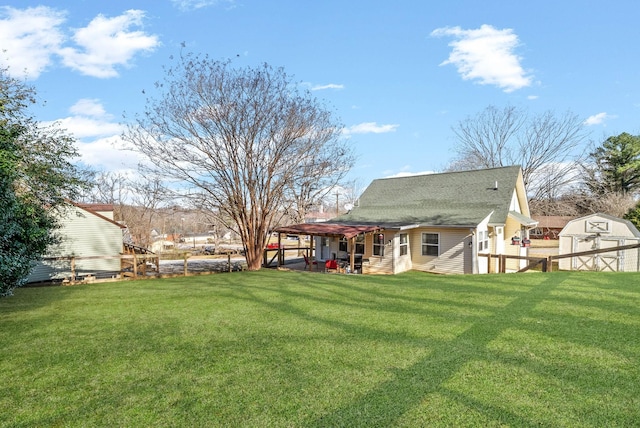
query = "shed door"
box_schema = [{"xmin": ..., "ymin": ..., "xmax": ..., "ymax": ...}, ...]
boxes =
[{"xmin": 598, "ymin": 238, "xmax": 622, "ymax": 272}]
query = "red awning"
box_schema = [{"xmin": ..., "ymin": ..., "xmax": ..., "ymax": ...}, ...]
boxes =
[{"xmin": 273, "ymin": 223, "xmax": 381, "ymax": 239}]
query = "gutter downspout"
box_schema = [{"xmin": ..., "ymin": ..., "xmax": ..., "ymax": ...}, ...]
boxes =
[{"xmin": 471, "ymin": 229, "xmax": 478, "ymax": 274}]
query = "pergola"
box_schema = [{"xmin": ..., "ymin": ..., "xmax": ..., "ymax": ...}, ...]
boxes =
[{"xmin": 272, "ymin": 223, "xmax": 382, "ymax": 273}]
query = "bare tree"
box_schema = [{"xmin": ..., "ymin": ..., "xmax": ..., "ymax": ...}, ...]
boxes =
[
  {"xmin": 86, "ymin": 171, "xmax": 175, "ymax": 247},
  {"xmin": 123, "ymin": 54, "xmax": 354, "ymax": 270},
  {"xmin": 575, "ymin": 191, "xmax": 637, "ymax": 218},
  {"xmin": 449, "ymin": 105, "xmax": 588, "ymax": 200},
  {"xmin": 85, "ymin": 171, "xmax": 130, "ymax": 206},
  {"xmin": 126, "ymin": 176, "xmax": 172, "ymax": 247}
]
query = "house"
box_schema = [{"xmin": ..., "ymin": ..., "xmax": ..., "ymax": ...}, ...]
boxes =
[
  {"xmin": 558, "ymin": 213, "xmax": 640, "ymax": 272},
  {"xmin": 26, "ymin": 202, "xmax": 126, "ymax": 283},
  {"xmin": 530, "ymin": 215, "xmax": 574, "ymax": 239},
  {"xmin": 275, "ymin": 166, "xmax": 537, "ymax": 275}
]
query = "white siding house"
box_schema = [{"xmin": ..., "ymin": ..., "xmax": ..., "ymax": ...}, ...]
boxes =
[{"xmin": 27, "ymin": 203, "xmax": 125, "ymax": 283}]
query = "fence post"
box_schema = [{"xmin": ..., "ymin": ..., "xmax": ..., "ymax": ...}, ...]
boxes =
[
  {"xmin": 547, "ymin": 256, "xmax": 553, "ymax": 272},
  {"xmin": 70, "ymin": 257, "xmax": 76, "ymax": 284},
  {"xmin": 183, "ymin": 253, "xmax": 188, "ymax": 276},
  {"xmin": 133, "ymin": 254, "xmax": 138, "ymax": 278}
]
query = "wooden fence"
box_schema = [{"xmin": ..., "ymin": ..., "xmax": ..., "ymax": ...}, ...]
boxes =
[
  {"xmin": 38, "ymin": 253, "xmax": 243, "ymax": 285},
  {"xmin": 480, "ymin": 242, "xmax": 640, "ymax": 273}
]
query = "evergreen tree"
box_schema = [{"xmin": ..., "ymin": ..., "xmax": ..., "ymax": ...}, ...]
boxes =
[
  {"xmin": 0, "ymin": 69, "xmax": 87, "ymax": 296},
  {"xmin": 585, "ymin": 132, "xmax": 640, "ymax": 196}
]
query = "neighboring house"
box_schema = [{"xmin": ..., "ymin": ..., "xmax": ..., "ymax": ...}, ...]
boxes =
[
  {"xmin": 275, "ymin": 166, "xmax": 537, "ymax": 274},
  {"xmin": 558, "ymin": 213, "xmax": 640, "ymax": 272},
  {"xmin": 180, "ymin": 232, "xmax": 215, "ymax": 247},
  {"xmin": 76, "ymin": 203, "xmax": 115, "ymax": 220},
  {"xmin": 150, "ymin": 239, "xmax": 175, "ymax": 253},
  {"xmin": 530, "ymin": 216, "xmax": 574, "ymax": 239},
  {"xmin": 26, "ymin": 202, "xmax": 126, "ymax": 283}
]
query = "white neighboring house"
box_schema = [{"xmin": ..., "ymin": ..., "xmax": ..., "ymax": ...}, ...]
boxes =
[
  {"xmin": 558, "ymin": 213, "xmax": 640, "ymax": 272},
  {"xmin": 26, "ymin": 202, "xmax": 125, "ymax": 283},
  {"xmin": 150, "ymin": 240, "xmax": 175, "ymax": 253}
]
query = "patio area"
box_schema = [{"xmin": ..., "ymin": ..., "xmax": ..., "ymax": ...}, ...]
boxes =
[{"xmin": 272, "ymin": 255, "xmax": 360, "ymax": 274}]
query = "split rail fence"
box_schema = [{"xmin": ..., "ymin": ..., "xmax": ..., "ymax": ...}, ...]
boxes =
[
  {"xmin": 480, "ymin": 242, "xmax": 640, "ymax": 273},
  {"xmin": 37, "ymin": 253, "xmax": 243, "ymax": 285}
]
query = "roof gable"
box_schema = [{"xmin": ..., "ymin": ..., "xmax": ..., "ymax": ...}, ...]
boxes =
[
  {"xmin": 69, "ymin": 201, "xmax": 126, "ymax": 229},
  {"xmin": 336, "ymin": 166, "xmax": 525, "ymax": 227}
]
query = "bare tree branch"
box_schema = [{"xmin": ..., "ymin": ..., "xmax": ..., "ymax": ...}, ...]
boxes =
[
  {"xmin": 449, "ymin": 105, "xmax": 588, "ymax": 201},
  {"xmin": 123, "ymin": 54, "xmax": 354, "ymax": 269}
]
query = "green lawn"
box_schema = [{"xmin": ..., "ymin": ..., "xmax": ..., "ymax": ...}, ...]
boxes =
[{"xmin": 1, "ymin": 270, "xmax": 639, "ymax": 427}]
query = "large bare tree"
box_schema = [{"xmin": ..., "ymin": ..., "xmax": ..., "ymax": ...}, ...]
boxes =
[
  {"xmin": 124, "ymin": 54, "xmax": 354, "ymax": 270},
  {"xmin": 449, "ymin": 105, "xmax": 588, "ymax": 201}
]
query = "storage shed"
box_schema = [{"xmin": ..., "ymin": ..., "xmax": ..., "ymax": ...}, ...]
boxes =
[{"xmin": 558, "ymin": 213, "xmax": 640, "ymax": 272}]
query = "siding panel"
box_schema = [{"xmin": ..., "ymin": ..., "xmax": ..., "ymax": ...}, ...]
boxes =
[
  {"xmin": 27, "ymin": 206, "xmax": 124, "ymax": 283},
  {"xmin": 409, "ymin": 228, "xmax": 472, "ymax": 274}
]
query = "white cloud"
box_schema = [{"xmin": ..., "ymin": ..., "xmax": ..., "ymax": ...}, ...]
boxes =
[
  {"xmin": 0, "ymin": 6, "xmax": 66, "ymax": 79},
  {"xmin": 55, "ymin": 115, "xmax": 123, "ymax": 139},
  {"xmin": 384, "ymin": 170, "xmax": 435, "ymax": 179},
  {"xmin": 171, "ymin": 0, "xmax": 236, "ymax": 11},
  {"xmin": 431, "ymin": 24, "xmax": 532, "ymax": 92},
  {"xmin": 69, "ymin": 98, "xmax": 108, "ymax": 117},
  {"xmin": 77, "ymin": 135, "xmax": 142, "ymax": 171},
  {"xmin": 343, "ymin": 122, "xmax": 399, "ymax": 135},
  {"xmin": 584, "ymin": 112, "xmax": 613, "ymax": 126},
  {"xmin": 40, "ymin": 99, "xmax": 137, "ymax": 171},
  {"xmin": 0, "ymin": 7, "xmax": 160, "ymax": 79},
  {"xmin": 58, "ymin": 10, "xmax": 160, "ymax": 78},
  {"xmin": 42, "ymin": 99, "xmax": 122, "ymax": 139},
  {"xmin": 311, "ymin": 83, "xmax": 344, "ymax": 91}
]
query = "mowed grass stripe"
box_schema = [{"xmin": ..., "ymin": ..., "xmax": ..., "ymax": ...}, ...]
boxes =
[{"xmin": 0, "ymin": 270, "xmax": 638, "ymax": 427}]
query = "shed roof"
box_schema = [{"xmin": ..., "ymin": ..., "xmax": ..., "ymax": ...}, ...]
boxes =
[
  {"xmin": 336, "ymin": 166, "xmax": 524, "ymax": 227},
  {"xmin": 532, "ymin": 215, "xmax": 574, "ymax": 229},
  {"xmin": 559, "ymin": 213, "xmax": 640, "ymax": 238}
]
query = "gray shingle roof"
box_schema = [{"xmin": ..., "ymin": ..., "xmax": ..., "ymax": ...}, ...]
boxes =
[{"xmin": 336, "ymin": 166, "xmax": 523, "ymax": 227}]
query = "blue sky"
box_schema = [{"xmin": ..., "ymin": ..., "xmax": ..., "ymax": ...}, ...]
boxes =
[{"xmin": 2, "ymin": 0, "xmax": 639, "ymax": 189}]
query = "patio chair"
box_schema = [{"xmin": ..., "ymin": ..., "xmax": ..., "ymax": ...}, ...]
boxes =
[
  {"xmin": 303, "ymin": 254, "xmax": 317, "ymax": 271},
  {"xmin": 325, "ymin": 259, "xmax": 339, "ymax": 273}
]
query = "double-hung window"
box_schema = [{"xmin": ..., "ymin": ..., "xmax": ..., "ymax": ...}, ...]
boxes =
[
  {"xmin": 355, "ymin": 234, "xmax": 365, "ymax": 254},
  {"xmin": 373, "ymin": 233, "xmax": 385, "ymax": 256},
  {"xmin": 478, "ymin": 230, "xmax": 489, "ymax": 251},
  {"xmin": 399, "ymin": 233, "xmax": 408, "ymax": 256},
  {"xmin": 339, "ymin": 238, "xmax": 347, "ymax": 253},
  {"xmin": 422, "ymin": 233, "xmax": 439, "ymax": 256}
]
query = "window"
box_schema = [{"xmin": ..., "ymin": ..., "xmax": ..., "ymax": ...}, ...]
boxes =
[
  {"xmin": 422, "ymin": 233, "xmax": 439, "ymax": 256},
  {"xmin": 373, "ymin": 233, "xmax": 385, "ymax": 256},
  {"xmin": 399, "ymin": 233, "xmax": 408, "ymax": 256},
  {"xmin": 355, "ymin": 234, "xmax": 365, "ymax": 254},
  {"xmin": 339, "ymin": 238, "xmax": 347, "ymax": 252},
  {"xmin": 478, "ymin": 230, "xmax": 489, "ymax": 251}
]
